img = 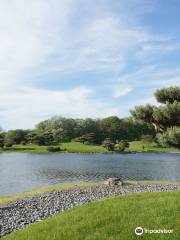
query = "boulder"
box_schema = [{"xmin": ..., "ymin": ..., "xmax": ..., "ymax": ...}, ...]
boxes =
[{"xmin": 104, "ymin": 177, "xmax": 123, "ymax": 186}]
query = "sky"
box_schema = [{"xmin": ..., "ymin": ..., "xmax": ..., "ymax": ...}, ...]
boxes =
[{"xmin": 0, "ymin": 0, "xmax": 180, "ymax": 130}]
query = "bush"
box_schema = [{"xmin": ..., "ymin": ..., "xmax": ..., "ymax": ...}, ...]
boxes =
[
  {"xmin": 5, "ymin": 142, "xmax": 13, "ymax": 147},
  {"xmin": 157, "ymin": 127, "xmax": 180, "ymax": 148},
  {"xmin": 102, "ymin": 138, "xmax": 115, "ymax": 151},
  {"xmin": 46, "ymin": 146, "xmax": 61, "ymax": 152},
  {"xmin": 115, "ymin": 140, "xmax": 129, "ymax": 152},
  {"xmin": 21, "ymin": 140, "xmax": 27, "ymax": 145}
]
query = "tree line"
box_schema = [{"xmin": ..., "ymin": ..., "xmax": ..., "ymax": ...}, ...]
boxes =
[
  {"xmin": 0, "ymin": 117, "xmax": 154, "ymax": 148},
  {"xmin": 0, "ymin": 86, "xmax": 179, "ymax": 150}
]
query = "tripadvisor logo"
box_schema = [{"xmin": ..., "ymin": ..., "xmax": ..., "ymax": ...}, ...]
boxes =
[
  {"xmin": 135, "ymin": 226, "xmax": 173, "ymax": 235},
  {"xmin": 135, "ymin": 227, "xmax": 143, "ymax": 235}
]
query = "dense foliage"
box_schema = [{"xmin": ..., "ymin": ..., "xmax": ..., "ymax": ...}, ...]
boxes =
[
  {"xmin": 157, "ymin": 127, "xmax": 180, "ymax": 148},
  {"xmin": 131, "ymin": 86, "xmax": 180, "ymax": 148},
  {"xmin": 0, "ymin": 117, "xmax": 154, "ymax": 150},
  {"xmin": 1, "ymin": 86, "xmax": 179, "ymax": 150}
]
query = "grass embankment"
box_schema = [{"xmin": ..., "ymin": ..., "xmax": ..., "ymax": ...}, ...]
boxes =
[
  {"xmin": 1, "ymin": 141, "xmax": 179, "ymax": 153},
  {"xmin": 3, "ymin": 190, "xmax": 180, "ymax": 240},
  {"xmin": 129, "ymin": 141, "xmax": 180, "ymax": 153}
]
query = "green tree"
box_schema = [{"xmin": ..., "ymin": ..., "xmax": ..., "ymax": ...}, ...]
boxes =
[
  {"xmin": 0, "ymin": 132, "xmax": 5, "ymax": 148},
  {"xmin": 102, "ymin": 138, "xmax": 115, "ymax": 151},
  {"xmin": 5, "ymin": 130, "xmax": 29, "ymax": 145},
  {"xmin": 157, "ymin": 127, "xmax": 180, "ymax": 148},
  {"xmin": 155, "ymin": 86, "xmax": 180, "ymax": 104},
  {"xmin": 131, "ymin": 86, "xmax": 180, "ymax": 148},
  {"xmin": 131, "ymin": 87, "xmax": 180, "ymax": 133}
]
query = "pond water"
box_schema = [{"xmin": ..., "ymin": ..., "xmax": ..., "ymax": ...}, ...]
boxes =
[{"xmin": 0, "ymin": 152, "xmax": 179, "ymax": 196}]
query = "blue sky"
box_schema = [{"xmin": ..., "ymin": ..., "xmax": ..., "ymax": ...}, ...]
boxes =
[{"xmin": 0, "ymin": 0, "xmax": 180, "ymax": 129}]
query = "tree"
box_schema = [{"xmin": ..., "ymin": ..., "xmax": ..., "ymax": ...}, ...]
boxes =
[
  {"xmin": 131, "ymin": 87, "xmax": 180, "ymax": 133},
  {"xmin": 0, "ymin": 132, "xmax": 4, "ymax": 148},
  {"xmin": 27, "ymin": 131, "xmax": 44, "ymax": 145},
  {"xmin": 74, "ymin": 135, "xmax": 87, "ymax": 144},
  {"xmin": 74, "ymin": 133, "xmax": 97, "ymax": 145},
  {"xmin": 157, "ymin": 127, "xmax": 180, "ymax": 148},
  {"xmin": 5, "ymin": 130, "xmax": 29, "ymax": 145},
  {"xmin": 102, "ymin": 138, "xmax": 115, "ymax": 151},
  {"xmin": 130, "ymin": 86, "xmax": 180, "ymax": 148},
  {"xmin": 101, "ymin": 116, "xmax": 122, "ymax": 141},
  {"xmin": 154, "ymin": 86, "xmax": 180, "ymax": 104}
]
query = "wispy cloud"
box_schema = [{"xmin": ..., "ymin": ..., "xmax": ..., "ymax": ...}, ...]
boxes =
[{"xmin": 0, "ymin": 0, "xmax": 179, "ymax": 129}]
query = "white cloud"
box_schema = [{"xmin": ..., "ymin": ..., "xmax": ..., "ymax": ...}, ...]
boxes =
[
  {"xmin": 0, "ymin": 87, "xmax": 119, "ymax": 129},
  {"xmin": 113, "ymin": 85, "xmax": 133, "ymax": 98},
  {"xmin": 0, "ymin": 0, "xmax": 179, "ymax": 129}
]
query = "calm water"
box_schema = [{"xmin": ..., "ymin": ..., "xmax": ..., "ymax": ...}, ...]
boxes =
[{"xmin": 0, "ymin": 153, "xmax": 180, "ymax": 196}]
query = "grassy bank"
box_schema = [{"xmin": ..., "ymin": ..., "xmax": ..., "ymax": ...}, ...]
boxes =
[
  {"xmin": 1, "ymin": 141, "xmax": 179, "ymax": 153},
  {"xmin": 129, "ymin": 141, "xmax": 180, "ymax": 153},
  {"xmin": 3, "ymin": 190, "xmax": 180, "ymax": 240},
  {"xmin": 0, "ymin": 142, "xmax": 108, "ymax": 153}
]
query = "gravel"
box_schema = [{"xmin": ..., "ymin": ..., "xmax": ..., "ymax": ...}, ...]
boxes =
[{"xmin": 0, "ymin": 184, "xmax": 179, "ymax": 237}]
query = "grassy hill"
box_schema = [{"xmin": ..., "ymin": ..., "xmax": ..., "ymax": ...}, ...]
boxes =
[{"xmin": 3, "ymin": 190, "xmax": 180, "ymax": 240}]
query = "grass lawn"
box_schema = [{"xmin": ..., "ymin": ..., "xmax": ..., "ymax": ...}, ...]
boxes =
[
  {"xmin": 1, "ymin": 142, "xmax": 108, "ymax": 153},
  {"xmin": 61, "ymin": 142, "xmax": 108, "ymax": 153},
  {"xmin": 128, "ymin": 140, "xmax": 180, "ymax": 153},
  {"xmin": 3, "ymin": 190, "xmax": 180, "ymax": 240},
  {"xmin": 1, "ymin": 141, "xmax": 179, "ymax": 153}
]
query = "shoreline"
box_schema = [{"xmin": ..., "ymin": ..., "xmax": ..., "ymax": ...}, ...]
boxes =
[
  {"xmin": 0, "ymin": 183, "xmax": 180, "ymax": 237},
  {"xmin": 1, "ymin": 149, "xmax": 180, "ymax": 154}
]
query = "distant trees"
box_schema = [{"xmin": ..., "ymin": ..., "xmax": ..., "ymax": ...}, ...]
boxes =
[
  {"xmin": 0, "ymin": 132, "xmax": 4, "ymax": 148},
  {"xmin": 34, "ymin": 116, "xmax": 154, "ymax": 147},
  {"xmin": 4, "ymin": 130, "xmax": 29, "ymax": 146},
  {"xmin": 131, "ymin": 86, "xmax": 180, "ymax": 148}
]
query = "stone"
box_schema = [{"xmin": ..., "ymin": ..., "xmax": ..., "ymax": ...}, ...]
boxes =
[{"xmin": 104, "ymin": 178, "xmax": 123, "ymax": 186}]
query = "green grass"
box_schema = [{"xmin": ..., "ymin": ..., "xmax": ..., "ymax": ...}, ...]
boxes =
[
  {"xmin": 1, "ymin": 141, "xmax": 179, "ymax": 153},
  {"xmin": 128, "ymin": 141, "xmax": 180, "ymax": 153},
  {"xmin": 61, "ymin": 142, "xmax": 108, "ymax": 153},
  {"xmin": 3, "ymin": 190, "xmax": 180, "ymax": 240},
  {"xmin": 1, "ymin": 142, "xmax": 108, "ymax": 153}
]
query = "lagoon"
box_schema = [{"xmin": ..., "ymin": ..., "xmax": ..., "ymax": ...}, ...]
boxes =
[{"xmin": 0, "ymin": 152, "xmax": 180, "ymax": 196}]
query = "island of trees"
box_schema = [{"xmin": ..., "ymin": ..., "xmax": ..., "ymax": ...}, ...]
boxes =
[{"xmin": 0, "ymin": 86, "xmax": 179, "ymax": 152}]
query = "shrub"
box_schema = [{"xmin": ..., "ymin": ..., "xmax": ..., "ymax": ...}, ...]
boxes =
[
  {"xmin": 157, "ymin": 127, "xmax": 180, "ymax": 148},
  {"xmin": 115, "ymin": 140, "xmax": 129, "ymax": 152},
  {"xmin": 5, "ymin": 142, "xmax": 13, "ymax": 147},
  {"xmin": 46, "ymin": 146, "xmax": 61, "ymax": 152},
  {"xmin": 102, "ymin": 138, "xmax": 115, "ymax": 151},
  {"xmin": 21, "ymin": 140, "xmax": 27, "ymax": 145}
]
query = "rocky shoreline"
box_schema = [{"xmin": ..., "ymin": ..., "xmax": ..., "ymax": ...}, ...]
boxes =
[{"xmin": 0, "ymin": 184, "xmax": 180, "ymax": 237}]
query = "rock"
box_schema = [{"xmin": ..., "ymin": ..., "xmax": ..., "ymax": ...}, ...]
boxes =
[
  {"xmin": 104, "ymin": 178, "xmax": 123, "ymax": 186},
  {"xmin": 0, "ymin": 183, "xmax": 179, "ymax": 237}
]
